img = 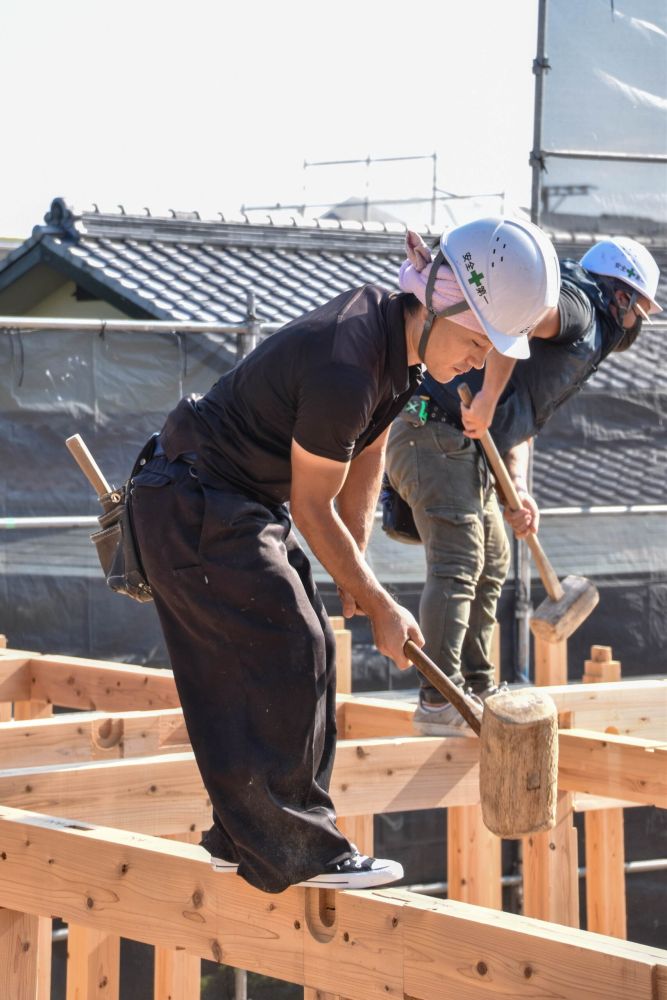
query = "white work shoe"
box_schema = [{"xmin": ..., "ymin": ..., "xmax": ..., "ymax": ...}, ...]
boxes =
[
  {"xmin": 413, "ymin": 689, "xmax": 484, "ymax": 737},
  {"xmin": 210, "ymin": 856, "xmax": 239, "ymax": 873},
  {"xmin": 297, "ymin": 851, "xmax": 403, "ymax": 890}
]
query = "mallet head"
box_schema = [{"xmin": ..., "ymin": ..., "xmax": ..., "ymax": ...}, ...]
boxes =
[{"xmin": 530, "ymin": 574, "xmax": 599, "ymax": 644}]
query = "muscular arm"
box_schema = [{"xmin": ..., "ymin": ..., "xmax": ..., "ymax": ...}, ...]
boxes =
[
  {"xmin": 290, "ymin": 437, "xmax": 422, "ymax": 668},
  {"xmin": 501, "ymin": 439, "xmax": 540, "ymax": 537},
  {"xmin": 335, "ymin": 427, "xmax": 389, "ymax": 553},
  {"xmin": 462, "ymin": 305, "xmax": 561, "ymax": 438},
  {"xmin": 461, "ymin": 350, "xmax": 517, "ymax": 438}
]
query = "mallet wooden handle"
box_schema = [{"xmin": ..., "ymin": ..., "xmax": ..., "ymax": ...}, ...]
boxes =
[
  {"xmin": 65, "ymin": 434, "xmax": 111, "ymax": 499},
  {"xmin": 457, "ymin": 384, "xmax": 564, "ymax": 603},
  {"xmin": 404, "ymin": 640, "xmax": 482, "ymax": 736}
]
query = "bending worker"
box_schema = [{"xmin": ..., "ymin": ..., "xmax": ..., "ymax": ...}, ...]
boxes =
[
  {"xmin": 385, "ymin": 234, "xmax": 661, "ymax": 736},
  {"xmin": 130, "ymin": 215, "xmax": 558, "ymax": 893}
]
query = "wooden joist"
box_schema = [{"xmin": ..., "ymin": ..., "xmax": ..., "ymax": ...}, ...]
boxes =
[
  {"xmin": 2, "ymin": 645, "xmax": 665, "ymax": 738},
  {"xmin": 0, "ymin": 729, "xmax": 663, "ymax": 837},
  {"xmin": 558, "ymin": 730, "xmax": 667, "ymax": 808},
  {"xmin": 0, "ymin": 806, "xmax": 664, "ymax": 1000},
  {"xmin": 0, "ymin": 737, "xmax": 480, "ymax": 833}
]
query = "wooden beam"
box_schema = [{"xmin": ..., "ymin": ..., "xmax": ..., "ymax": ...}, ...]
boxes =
[
  {"xmin": 0, "ymin": 737, "xmax": 480, "ymax": 832},
  {"xmin": 0, "ymin": 909, "xmax": 51, "ymax": 1000},
  {"xmin": 0, "ymin": 728, "xmax": 663, "ymax": 836},
  {"xmin": 0, "ymin": 709, "xmax": 188, "ymax": 768},
  {"xmin": 546, "ymin": 678, "xmax": 667, "ymax": 740},
  {"xmin": 27, "ymin": 655, "xmax": 179, "ymax": 711},
  {"xmin": 340, "ymin": 696, "xmax": 416, "ymax": 739},
  {"xmin": 0, "ymin": 654, "xmax": 32, "ymax": 703},
  {"xmin": 0, "ymin": 807, "xmax": 664, "ymax": 1000},
  {"xmin": 559, "ymin": 730, "xmax": 667, "ymax": 808}
]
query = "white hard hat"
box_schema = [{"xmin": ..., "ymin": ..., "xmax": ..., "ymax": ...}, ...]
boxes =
[
  {"xmin": 580, "ymin": 237, "xmax": 662, "ymax": 315},
  {"xmin": 439, "ymin": 216, "xmax": 561, "ymax": 359}
]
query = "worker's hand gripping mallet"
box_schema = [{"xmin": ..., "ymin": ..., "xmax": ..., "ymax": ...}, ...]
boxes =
[
  {"xmin": 457, "ymin": 384, "xmax": 599, "ymax": 644},
  {"xmin": 404, "ymin": 640, "xmax": 558, "ymax": 838}
]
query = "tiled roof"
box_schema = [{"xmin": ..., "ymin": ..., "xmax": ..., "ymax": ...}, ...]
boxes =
[{"xmin": 1, "ymin": 198, "xmax": 665, "ymax": 511}]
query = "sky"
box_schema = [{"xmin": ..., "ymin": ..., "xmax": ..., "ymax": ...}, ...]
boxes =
[{"xmin": 1, "ymin": 0, "xmax": 541, "ymax": 238}]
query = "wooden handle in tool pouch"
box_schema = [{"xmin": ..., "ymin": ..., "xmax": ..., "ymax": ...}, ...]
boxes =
[
  {"xmin": 457, "ymin": 384, "xmax": 564, "ymax": 603},
  {"xmin": 65, "ymin": 434, "xmax": 111, "ymax": 499},
  {"xmin": 404, "ymin": 640, "xmax": 482, "ymax": 736}
]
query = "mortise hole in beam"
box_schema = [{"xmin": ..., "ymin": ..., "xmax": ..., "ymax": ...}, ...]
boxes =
[
  {"xmin": 304, "ymin": 888, "xmax": 337, "ymax": 943},
  {"xmin": 94, "ymin": 718, "xmax": 124, "ymax": 749}
]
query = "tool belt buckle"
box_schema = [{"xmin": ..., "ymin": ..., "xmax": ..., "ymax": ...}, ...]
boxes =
[{"xmin": 404, "ymin": 395, "xmax": 429, "ymax": 427}]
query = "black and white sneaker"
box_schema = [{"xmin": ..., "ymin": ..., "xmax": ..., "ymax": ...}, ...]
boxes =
[
  {"xmin": 210, "ymin": 856, "xmax": 239, "ymax": 873},
  {"xmin": 297, "ymin": 851, "xmax": 403, "ymax": 890}
]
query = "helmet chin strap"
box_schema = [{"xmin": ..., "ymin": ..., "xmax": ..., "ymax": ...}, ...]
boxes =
[{"xmin": 417, "ymin": 249, "xmax": 470, "ymax": 363}]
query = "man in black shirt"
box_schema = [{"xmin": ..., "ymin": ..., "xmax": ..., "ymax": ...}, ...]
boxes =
[
  {"xmin": 385, "ymin": 236, "xmax": 661, "ymax": 736},
  {"xmin": 130, "ymin": 216, "xmax": 559, "ymax": 893}
]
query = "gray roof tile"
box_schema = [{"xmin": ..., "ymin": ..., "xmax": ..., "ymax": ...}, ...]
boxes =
[{"xmin": 1, "ymin": 200, "xmax": 665, "ymax": 510}]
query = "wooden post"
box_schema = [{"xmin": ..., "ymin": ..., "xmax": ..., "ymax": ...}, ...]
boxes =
[
  {"xmin": 583, "ymin": 646, "xmax": 627, "ymax": 939},
  {"xmin": 524, "ymin": 630, "xmax": 578, "ymax": 926},
  {"xmin": 490, "ymin": 620, "xmax": 501, "ymax": 686},
  {"xmin": 0, "ymin": 908, "xmax": 51, "ymax": 1000},
  {"xmin": 533, "ymin": 634, "xmax": 568, "ymax": 686},
  {"xmin": 448, "ymin": 621, "xmax": 502, "ymax": 909},
  {"xmin": 522, "ymin": 789, "xmax": 580, "ymax": 927},
  {"xmin": 0, "ymin": 634, "xmax": 11, "ymax": 721},
  {"xmin": 305, "ymin": 620, "xmax": 369, "ymax": 1000},
  {"xmin": 447, "ymin": 805, "xmax": 502, "ymax": 908},
  {"xmin": 154, "ymin": 832, "xmax": 202, "ymax": 1000},
  {"xmin": 66, "ymin": 925, "xmax": 120, "ymax": 1000},
  {"xmin": 4, "ymin": 696, "xmax": 54, "ymax": 998}
]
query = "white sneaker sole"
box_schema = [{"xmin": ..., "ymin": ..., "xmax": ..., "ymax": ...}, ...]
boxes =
[
  {"xmin": 210, "ymin": 857, "xmax": 239, "ymax": 873},
  {"xmin": 413, "ymin": 720, "xmax": 477, "ymax": 737},
  {"xmin": 297, "ymin": 860, "xmax": 403, "ymax": 890}
]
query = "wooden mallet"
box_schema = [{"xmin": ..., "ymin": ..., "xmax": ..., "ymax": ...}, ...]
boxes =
[
  {"xmin": 405, "ymin": 641, "xmax": 558, "ymax": 837},
  {"xmin": 457, "ymin": 383, "xmax": 599, "ymax": 644}
]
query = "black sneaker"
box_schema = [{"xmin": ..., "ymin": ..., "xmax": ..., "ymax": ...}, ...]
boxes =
[{"xmin": 297, "ymin": 851, "xmax": 403, "ymax": 889}]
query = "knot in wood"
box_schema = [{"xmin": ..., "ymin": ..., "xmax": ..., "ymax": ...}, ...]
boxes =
[{"xmin": 476, "ymin": 961, "xmax": 488, "ymax": 976}]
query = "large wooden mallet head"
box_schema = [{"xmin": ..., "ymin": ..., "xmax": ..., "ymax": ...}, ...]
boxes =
[
  {"xmin": 406, "ymin": 642, "xmax": 558, "ymax": 838},
  {"xmin": 479, "ymin": 686, "xmax": 558, "ymax": 838},
  {"xmin": 530, "ymin": 572, "xmax": 599, "ymax": 644}
]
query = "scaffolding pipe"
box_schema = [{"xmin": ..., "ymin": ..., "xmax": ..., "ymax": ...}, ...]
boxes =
[
  {"xmin": 3, "ymin": 505, "xmax": 667, "ymax": 531},
  {"xmin": 0, "ymin": 317, "xmax": 279, "ymax": 336},
  {"xmin": 542, "ymin": 148, "xmax": 667, "ymax": 164},
  {"xmin": 405, "ymin": 857, "xmax": 667, "ymax": 897}
]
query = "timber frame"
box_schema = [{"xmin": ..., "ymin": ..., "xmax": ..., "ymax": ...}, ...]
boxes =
[{"xmin": 0, "ymin": 629, "xmax": 665, "ymax": 1000}]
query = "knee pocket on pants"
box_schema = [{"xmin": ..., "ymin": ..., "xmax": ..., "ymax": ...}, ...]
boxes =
[{"xmin": 423, "ymin": 506, "xmax": 485, "ymax": 580}]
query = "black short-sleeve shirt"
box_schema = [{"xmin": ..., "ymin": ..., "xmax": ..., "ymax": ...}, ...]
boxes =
[{"xmin": 161, "ymin": 285, "xmax": 422, "ymax": 504}]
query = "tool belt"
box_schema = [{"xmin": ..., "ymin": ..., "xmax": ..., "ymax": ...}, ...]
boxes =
[
  {"xmin": 90, "ymin": 437, "xmax": 157, "ymax": 603},
  {"xmin": 402, "ymin": 394, "xmax": 461, "ymax": 429},
  {"xmin": 379, "ymin": 474, "xmax": 421, "ymax": 545}
]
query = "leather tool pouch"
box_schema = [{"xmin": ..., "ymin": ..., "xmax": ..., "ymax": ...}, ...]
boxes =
[
  {"xmin": 90, "ymin": 438, "xmax": 156, "ymax": 603},
  {"xmin": 379, "ymin": 474, "xmax": 422, "ymax": 545}
]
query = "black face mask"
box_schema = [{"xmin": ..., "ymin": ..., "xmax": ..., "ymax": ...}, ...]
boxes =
[{"xmin": 611, "ymin": 314, "xmax": 642, "ymax": 353}]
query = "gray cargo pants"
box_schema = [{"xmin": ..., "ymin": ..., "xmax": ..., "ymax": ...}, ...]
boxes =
[{"xmin": 385, "ymin": 411, "xmax": 511, "ymax": 699}]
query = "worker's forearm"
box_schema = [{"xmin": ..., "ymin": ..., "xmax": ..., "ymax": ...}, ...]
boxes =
[
  {"xmin": 503, "ymin": 439, "xmax": 532, "ymax": 491},
  {"xmin": 292, "ymin": 499, "xmax": 391, "ymax": 615},
  {"xmin": 481, "ymin": 350, "xmax": 517, "ymax": 405},
  {"xmin": 335, "ymin": 447, "xmax": 384, "ymax": 553}
]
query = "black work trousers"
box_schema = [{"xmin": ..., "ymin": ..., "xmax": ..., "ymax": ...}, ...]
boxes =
[{"xmin": 131, "ymin": 453, "xmax": 352, "ymax": 892}]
